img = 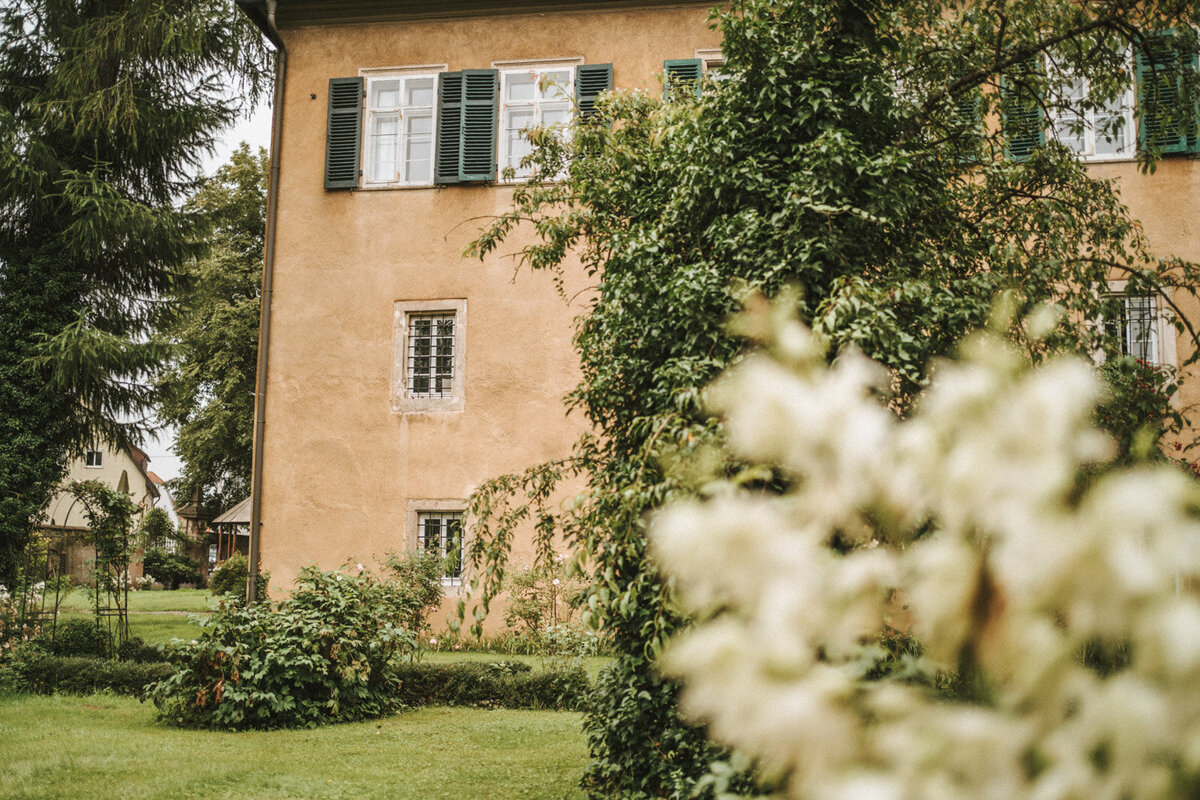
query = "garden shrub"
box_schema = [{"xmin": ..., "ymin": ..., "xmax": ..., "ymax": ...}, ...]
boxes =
[
  {"xmin": 47, "ymin": 618, "xmax": 109, "ymax": 658},
  {"xmin": 380, "ymin": 550, "xmax": 444, "ymax": 641},
  {"xmin": 138, "ymin": 507, "xmax": 178, "ymax": 550},
  {"xmin": 502, "ymin": 560, "xmax": 586, "ymax": 646},
  {"xmin": 208, "ymin": 552, "xmax": 267, "ymax": 601},
  {"xmin": 151, "ymin": 565, "xmax": 414, "ymax": 729},
  {"xmin": 142, "ymin": 548, "xmax": 203, "ymax": 590},
  {"xmin": 116, "ymin": 636, "xmax": 168, "ymax": 664},
  {"xmin": 4, "ymin": 644, "xmax": 173, "ymax": 695},
  {"xmin": 393, "ymin": 661, "xmax": 588, "ymax": 711},
  {"xmin": 1096, "ymin": 356, "xmax": 1181, "ymax": 464}
]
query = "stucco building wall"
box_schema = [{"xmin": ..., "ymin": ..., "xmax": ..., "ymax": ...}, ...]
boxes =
[
  {"xmin": 259, "ymin": 4, "xmax": 721, "ymax": 609},
  {"xmin": 257, "ymin": 1, "xmax": 1200, "ymax": 621},
  {"xmin": 1089, "ymin": 159, "xmax": 1200, "ymax": 415}
]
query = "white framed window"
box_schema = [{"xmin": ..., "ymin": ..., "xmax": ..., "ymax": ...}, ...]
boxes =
[
  {"xmin": 420, "ymin": 512, "xmax": 463, "ymax": 582},
  {"xmin": 1049, "ymin": 58, "xmax": 1136, "ymax": 161},
  {"xmin": 696, "ymin": 48, "xmax": 727, "ymax": 80},
  {"xmin": 84, "ymin": 450, "xmax": 103, "ymax": 468},
  {"xmin": 392, "ymin": 299, "xmax": 465, "ymax": 413},
  {"xmin": 1105, "ymin": 283, "xmax": 1176, "ymax": 367},
  {"xmin": 497, "ymin": 59, "xmax": 581, "ymax": 179},
  {"xmin": 406, "ymin": 500, "xmax": 467, "ymax": 586},
  {"xmin": 360, "ymin": 67, "xmax": 444, "ymax": 187}
]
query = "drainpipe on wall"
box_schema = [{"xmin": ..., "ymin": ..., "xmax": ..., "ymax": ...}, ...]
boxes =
[{"xmin": 247, "ymin": 0, "xmax": 286, "ymax": 604}]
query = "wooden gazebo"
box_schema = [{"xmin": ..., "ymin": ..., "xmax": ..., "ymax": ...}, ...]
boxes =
[{"xmin": 210, "ymin": 496, "xmax": 251, "ymax": 563}]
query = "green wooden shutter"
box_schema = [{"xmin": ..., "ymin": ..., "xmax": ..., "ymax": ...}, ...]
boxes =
[
  {"xmin": 576, "ymin": 63, "xmax": 613, "ymax": 120},
  {"xmin": 949, "ymin": 90, "xmax": 983, "ymax": 160},
  {"xmin": 459, "ymin": 68, "xmax": 498, "ymax": 182},
  {"xmin": 1136, "ymin": 31, "xmax": 1200, "ymax": 155},
  {"xmin": 1000, "ymin": 62, "xmax": 1045, "ymax": 161},
  {"xmin": 435, "ymin": 72, "xmax": 463, "ymax": 185},
  {"xmin": 324, "ymin": 77, "xmax": 363, "ymax": 190},
  {"xmin": 664, "ymin": 58, "xmax": 703, "ymax": 99}
]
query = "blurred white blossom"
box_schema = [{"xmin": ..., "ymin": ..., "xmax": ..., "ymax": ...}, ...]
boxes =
[{"xmin": 652, "ymin": 310, "xmax": 1200, "ymax": 800}]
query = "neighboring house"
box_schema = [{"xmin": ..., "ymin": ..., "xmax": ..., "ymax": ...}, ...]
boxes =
[
  {"xmin": 234, "ymin": 0, "xmax": 722, "ymax": 618},
  {"xmin": 146, "ymin": 471, "xmax": 181, "ymax": 533},
  {"xmin": 41, "ymin": 443, "xmax": 159, "ymax": 582},
  {"xmin": 234, "ymin": 0, "xmax": 1200, "ymax": 620}
]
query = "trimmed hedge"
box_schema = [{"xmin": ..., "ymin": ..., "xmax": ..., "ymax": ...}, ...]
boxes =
[
  {"xmin": 2, "ymin": 651, "xmax": 591, "ymax": 712},
  {"xmin": 395, "ymin": 661, "xmax": 590, "ymax": 711},
  {"xmin": 6, "ymin": 651, "xmax": 174, "ymax": 695}
]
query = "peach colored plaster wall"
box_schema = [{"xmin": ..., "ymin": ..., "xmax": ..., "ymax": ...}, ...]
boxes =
[
  {"xmin": 1088, "ymin": 159, "xmax": 1200, "ymax": 422},
  {"xmin": 261, "ymin": 5, "xmax": 720, "ymax": 620},
  {"xmin": 261, "ymin": 4, "xmax": 1200, "ymax": 620}
]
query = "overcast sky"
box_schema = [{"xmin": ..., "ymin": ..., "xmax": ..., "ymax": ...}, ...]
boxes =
[{"xmin": 141, "ymin": 102, "xmax": 274, "ymax": 484}]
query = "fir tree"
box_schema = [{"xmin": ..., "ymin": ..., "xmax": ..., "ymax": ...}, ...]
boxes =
[{"xmin": 0, "ymin": 0, "xmax": 270, "ymax": 584}]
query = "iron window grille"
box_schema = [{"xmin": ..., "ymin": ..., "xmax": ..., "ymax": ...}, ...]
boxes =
[
  {"xmin": 1107, "ymin": 293, "xmax": 1159, "ymax": 364},
  {"xmin": 407, "ymin": 314, "xmax": 455, "ymax": 397},
  {"xmin": 418, "ymin": 511, "xmax": 463, "ymax": 580}
]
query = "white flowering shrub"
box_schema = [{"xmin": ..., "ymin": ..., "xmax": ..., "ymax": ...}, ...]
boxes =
[{"xmin": 651, "ymin": 310, "xmax": 1200, "ymax": 800}]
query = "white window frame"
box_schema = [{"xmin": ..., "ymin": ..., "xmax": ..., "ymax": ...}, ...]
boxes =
[
  {"xmin": 406, "ymin": 499, "xmax": 467, "ymax": 588},
  {"xmin": 494, "ymin": 57, "xmax": 583, "ymax": 181},
  {"xmin": 696, "ymin": 48, "xmax": 727, "ymax": 78},
  {"xmin": 1105, "ymin": 281, "xmax": 1176, "ymax": 367},
  {"xmin": 392, "ymin": 299, "xmax": 465, "ymax": 414},
  {"xmin": 84, "ymin": 450, "xmax": 103, "ymax": 468},
  {"xmin": 1048, "ymin": 54, "xmax": 1136, "ymax": 162},
  {"xmin": 359, "ymin": 65, "xmax": 446, "ymax": 188}
]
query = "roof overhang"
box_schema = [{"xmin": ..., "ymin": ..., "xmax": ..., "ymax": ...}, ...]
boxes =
[{"xmin": 237, "ymin": 0, "xmax": 708, "ymax": 35}]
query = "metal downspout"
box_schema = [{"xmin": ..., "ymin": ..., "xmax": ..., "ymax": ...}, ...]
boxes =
[{"xmin": 248, "ymin": 0, "xmax": 286, "ymax": 603}]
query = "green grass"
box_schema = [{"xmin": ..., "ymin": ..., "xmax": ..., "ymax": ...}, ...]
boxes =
[
  {"xmin": 56, "ymin": 611, "xmax": 206, "ymax": 645},
  {"xmin": 51, "ymin": 588, "xmax": 213, "ymax": 645},
  {"xmin": 56, "ymin": 588, "xmax": 212, "ymax": 614},
  {"xmin": 0, "ymin": 693, "xmax": 587, "ymax": 799}
]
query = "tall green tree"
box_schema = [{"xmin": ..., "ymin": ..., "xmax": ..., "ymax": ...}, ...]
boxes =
[
  {"xmin": 468, "ymin": 0, "xmax": 1200, "ymax": 796},
  {"xmin": 156, "ymin": 144, "xmax": 266, "ymax": 515},
  {"xmin": 0, "ymin": 0, "xmax": 270, "ymax": 585}
]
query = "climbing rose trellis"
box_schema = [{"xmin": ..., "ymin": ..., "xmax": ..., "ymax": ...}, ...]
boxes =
[{"xmin": 652, "ymin": 312, "xmax": 1200, "ymax": 800}]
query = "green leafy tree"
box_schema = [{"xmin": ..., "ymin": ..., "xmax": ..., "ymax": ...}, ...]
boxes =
[
  {"xmin": 156, "ymin": 144, "xmax": 267, "ymax": 514},
  {"xmin": 137, "ymin": 507, "xmax": 177, "ymax": 550},
  {"xmin": 467, "ymin": 0, "xmax": 1200, "ymax": 796},
  {"xmin": 0, "ymin": 0, "xmax": 270, "ymax": 584}
]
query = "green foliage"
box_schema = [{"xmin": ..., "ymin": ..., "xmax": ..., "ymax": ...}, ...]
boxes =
[
  {"xmin": 1097, "ymin": 356, "xmax": 1183, "ymax": 464},
  {"xmin": 137, "ymin": 508, "xmax": 177, "ymax": 551},
  {"xmin": 69, "ymin": 479, "xmax": 138, "ymax": 648},
  {"xmin": 143, "ymin": 548, "xmax": 203, "ymax": 591},
  {"xmin": 3, "ymin": 643, "xmax": 173, "ymax": 695},
  {"xmin": 380, "ymin": 550, "xmax": 445, "ymax": 644},
  {"xmin": 0, "ymin": 261, "xmax": 76, "ymax": 586},
  {"xmin": 115, "ymin": 636, "xmax": 169, "ymax": 664},
  {"xmin": 151, "ymin": 566, "xmax": 416, "ymax": 730},
  {"xmin": 47, "ymin": 618, "xmax": 109, "ymax": 659},
  {"xmin": 503, "ymin": 560, "xmax": 584, "ymax": 640},
  {"xmin": 156, "ymin": 145, "xmax": 267, "ymax": 514},
  {"xmin": 0, "ymin": 0, "xmax": 271, "ymax": 587},
  {"xmin": 208, "ymin": 551, "xmax": 267, "ymax": 602},
  {"xmin": 467, "ymin": 1, "xmax": 1200, "ymax": 796},
  {"xmin": 393, "ymin": 660, "xmax": 589, "ymax": 711}
]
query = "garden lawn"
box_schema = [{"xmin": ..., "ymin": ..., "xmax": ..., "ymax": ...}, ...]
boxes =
[
  {"xmin": 0, "ymin": 693, "xmax": 587, "ymax": 799},
  {"xmin": 56, "ymin": 587, "xmax": 212, "ymax": 613},
  {"xmin": 53, "ymin": 588, "xmax": 213, "ymax": 645}
]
